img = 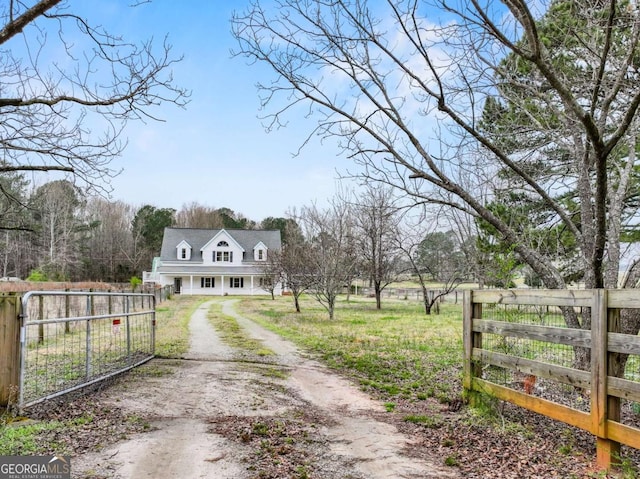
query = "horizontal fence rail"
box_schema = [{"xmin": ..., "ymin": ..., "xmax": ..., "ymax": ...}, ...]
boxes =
[
  {"xmin": 463, "ymin": 289, "xmax": 640, "ymax": 470},
  {"xmin": 349, "ymin": 286, "xmax": 461, "ymax": 304},
  {"xmin": 18, "ymin": 290, "xmax": 156, "ymax": 408}
]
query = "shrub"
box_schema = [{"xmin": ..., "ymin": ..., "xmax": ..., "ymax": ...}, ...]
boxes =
[
  {"xmin": 26, "ymin": 269, "xmax": 48, "ymax": 282},
  {"xmin": 130, "ymin": 276, "xmax": 142, "ymax": 291}
]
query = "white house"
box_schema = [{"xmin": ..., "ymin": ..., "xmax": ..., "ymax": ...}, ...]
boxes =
[{"xmin": 143, "ymin": 227, "xmax": 282, "ymax": 296}]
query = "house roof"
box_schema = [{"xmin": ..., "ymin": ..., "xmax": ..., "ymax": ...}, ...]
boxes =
[
  {"xmin": 201, "ymin": 229, "xmax": 245, "ymax": 252},
  {"xmin": 159, "ymin": 227, "xmax": 281, "ymax": 263}
]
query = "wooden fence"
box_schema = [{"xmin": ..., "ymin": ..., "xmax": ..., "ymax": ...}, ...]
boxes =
[
  {"xmin": 463, "ymin": 289, "xmax": 640, "ymax": 470},
  {"xmin": 351, "ymin": 286, "xmax": 461, "ymax": 304}
]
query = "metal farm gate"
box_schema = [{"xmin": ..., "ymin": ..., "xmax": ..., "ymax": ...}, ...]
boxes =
[{"xmin": 16, "ymin": 290, "xmax": 156, "ymax": 408}]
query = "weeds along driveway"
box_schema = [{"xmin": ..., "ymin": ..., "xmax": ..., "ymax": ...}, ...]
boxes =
[{"xmin": 72, "ymin": 299, "xmax": 458, "ymax": 479}]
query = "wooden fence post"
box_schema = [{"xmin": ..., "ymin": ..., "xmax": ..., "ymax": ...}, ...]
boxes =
[
  {"xmin": 593, "ymin": 289, "xmax": 621, "ymax": 471},
  {"xmin": 463, "ymin": 291, "xmax": 482, "ymax": 402},
  {"xmin": 0, "ymin": 293, "xmax": 21, "ymax": 407}
]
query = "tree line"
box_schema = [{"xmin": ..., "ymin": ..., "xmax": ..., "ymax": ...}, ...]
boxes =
[
  {"xmin": 0, "ymin": 175, "xmax": 280, "ymax": 283},
  {"xmin": 0, "ymin": 174, "xmax": 490, "ymax": 317}
]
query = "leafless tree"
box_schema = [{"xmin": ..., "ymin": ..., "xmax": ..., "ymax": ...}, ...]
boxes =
[
  {"xmin": 232, "ymin": 1, "xmax": 640, "ymax": 362},
  {"xmin": 232, "ymin": 0, "xmax": 640, "ymax": 287},
  {"xmin": 174, "ymin": 203, "xmax": 225, "ymax": 229},
  {"xmin": 277, "ymin": 220, "xmax": 313, "ymax": 313},
  {"xmin": 0, "ymin": 0, "xmax": 188, "ymax": 217},
  {"xmin": 0, "ymin": 167, "xmax": 32, "ymax": 276},
  {"xmin": 258, "ymin": 250, "xmax": 283, "ymax": 300},
  {"xmin": 81, "ymin": 197, "xmax": 137, "ymax": 282},
  {"xmin": 351, "ymin": 184, "xmax": 403, "ymax": 309},
  {"xmin": 31, "ymin": 179, "xmax": 84, "ymax": 280},
  {"xmin": 395, "ymin": 214, "xmax": 464, "ymax": 315},
  {"xmin": 298, "ymin": 201, "xmax": 359, "ymax": 320}
]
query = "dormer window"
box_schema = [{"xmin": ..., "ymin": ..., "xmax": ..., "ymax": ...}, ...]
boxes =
[
  {"xmin": 254, "ymin": 242, "xmax": 268, "ymax": 261},
  {"xmin": 211, "ymin": 239, "xmax": 234, "ymax": 263},
  {"xmin": 176, "ymin": 241, "xmax": 192, "ymax": 261}
]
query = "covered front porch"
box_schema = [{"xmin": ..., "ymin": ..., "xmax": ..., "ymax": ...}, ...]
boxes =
[{"xmin": 172, "ymin": 274, "xmax": 281, "ymax": 296}]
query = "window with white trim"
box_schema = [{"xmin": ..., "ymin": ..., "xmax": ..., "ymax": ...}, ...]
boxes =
[
  {"xmin": 177, "ymin": 245, "xmax": 191, "ymax": 260},
  {"xmin": 201, "ymin": 277, "xmax": 215, "ymax": 288},
  {"xmin": 229, "ymin": 277, "xmax": 244, "ymax": 288},
  {"xmin": 214, "ymin": 251, "xmax": 233, "ymax": 262}
]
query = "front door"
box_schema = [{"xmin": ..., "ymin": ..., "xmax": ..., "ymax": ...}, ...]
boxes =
[{"xmin": 174, "ymin": 277, "xmax": 182, "ymax": 294}]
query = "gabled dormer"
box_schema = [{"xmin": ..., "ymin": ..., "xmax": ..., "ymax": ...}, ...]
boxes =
[
  {"xmin": 176, "ymin": 240, "xmax": 192, "ymax": 261},
  {"xmin": 201, "ymin": 229, "xmax": 245, "ymax": 265},
  {"xmin": 253, "ymin": 241, "xmax": 268, "ymax": 261}
]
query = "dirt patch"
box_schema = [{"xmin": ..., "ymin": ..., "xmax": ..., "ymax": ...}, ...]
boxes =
[{"xmin": 66, "ymin": 300, "xmax": 457, "ymax": 479}]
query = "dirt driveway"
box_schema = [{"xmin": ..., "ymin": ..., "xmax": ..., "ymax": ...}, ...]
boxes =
[{"xmin": 72, "ymin": 300, "xmax": 459, "ymax": 479}]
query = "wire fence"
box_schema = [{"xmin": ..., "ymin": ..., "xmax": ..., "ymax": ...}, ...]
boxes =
[
  {"xmin": 464, "ymin": 289, "xmax": 640, "ymax": 469},
  {"xmin": 18, "ymin": 290, "xmax": 156, "ymax": 408},
  {"xmin": 479, "ymin": 302, "xmax": 590, "ymax": 412}
]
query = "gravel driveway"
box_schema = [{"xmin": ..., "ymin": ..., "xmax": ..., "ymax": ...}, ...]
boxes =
[{"xmin": 71, "ymin": 299, "xmax": 458, "ymax": 479}]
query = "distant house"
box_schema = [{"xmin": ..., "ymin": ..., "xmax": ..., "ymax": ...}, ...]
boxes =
[{"xmin": 143, "ymin": 227, "xmax": 282, "ymax": 296}]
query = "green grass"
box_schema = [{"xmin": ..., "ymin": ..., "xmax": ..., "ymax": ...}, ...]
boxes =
[
  {"xmin": 0, "ymin": 415, "xmax": 94, "ymax": 456},
  {"xmin": 0, "ymin": 420, "xmax": 63, "ymax": 455},
  {"xmin": 207, "ymin": 301, "xmax": 275, "ymax": 356},
  {"xmin": 154, "ymin": 295, "xmax": 207, "ymax": 357},
  {"xmin": 403, "ymin": 414, "xmax": 443, "ymax": 428},
  {"xmin": 236, "ymin": 295, "xmax": 464, "ymax": 403}
]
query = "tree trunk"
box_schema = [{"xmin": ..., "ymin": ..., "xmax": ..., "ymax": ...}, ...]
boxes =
[
  {"xmin": 294, "ymin": 293, "xmax": 301, "ymax": 313},
  {"xmin": 326, "ymin": 292, "xmax": 337, "ymax": 320},
  {"xmin": 424, "ymin": 299, "xmax": 432, "ymax": 315}
]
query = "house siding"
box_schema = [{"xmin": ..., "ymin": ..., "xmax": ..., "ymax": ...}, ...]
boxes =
[
  {"xmin": 164, "ymin": 274, "xmax": 279, "ymax": 296},
  {"xmin": 148, "ymin": 228, "xmax": 282, "ymax": 296}
]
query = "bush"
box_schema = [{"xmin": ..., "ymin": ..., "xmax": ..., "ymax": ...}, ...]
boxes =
[
  {"xmin": 26, "ymin": 269, "xmax": 48, "ymax": 282},
  {"xmin": 130, "ymin": 276, "xmax": 142, "ymax": 291}
]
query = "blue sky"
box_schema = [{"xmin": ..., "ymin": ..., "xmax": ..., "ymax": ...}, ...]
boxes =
[{"xmin": 98, "ymin": 1, "xmax": 348, "ymax": 222}]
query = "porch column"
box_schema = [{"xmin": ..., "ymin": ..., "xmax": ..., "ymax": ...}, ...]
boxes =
[
  {"xmin": 221, "ymin": 275, "xmax": 225, "ymax": 296},
  {"xmin": 251, "ymin": 276, "xmax": 254, "ymax": 295},
  {"xmin": 190, "ymin": 275, "xmax": 194, "ymax": 295}
]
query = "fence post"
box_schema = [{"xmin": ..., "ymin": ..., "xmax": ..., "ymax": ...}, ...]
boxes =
[
  {"xmin": 151, "ymin": 295, "xmax": 156, "ymax": 355},
  {"xmin": 605, "ymin": 293, "xmax": 623, "ymax": 469},
  {"xmin": 0, "ymin": 293, "xmax": 21, "ymax": 407},
  {"xmin": 64, "ymin": 289, "xmax": 70, "ymax": 334},
  {"xmin": 592, "ymin": 289, "xmax": 621, "ymax": 471},
  {"xmin": 463, "ymin": 290, "xmax": 482, "ymax": 402},
  {"xmin": 38, "ymin": 294, "xmax": 44, "ymax": 344},
  {"xmin": 125, "ymin": 295, "xmax": 131, "ymax": 361}
]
